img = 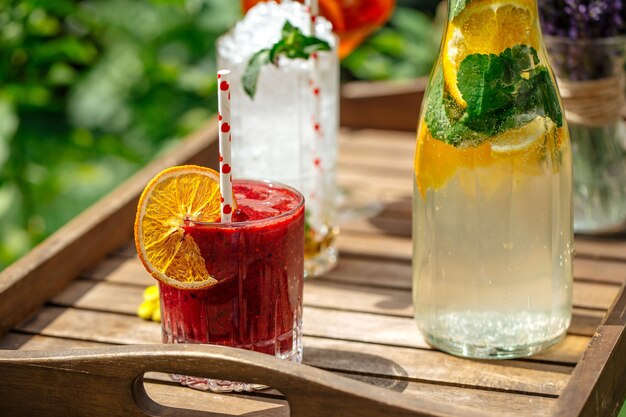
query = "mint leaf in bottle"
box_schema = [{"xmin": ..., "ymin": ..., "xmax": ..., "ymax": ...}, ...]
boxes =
[
  {"xmin": 449, "ymin": 0, "xmax": 471, "ymax": 21},
  {"xmin": 424, "ymin": 69, "xmax": 486, "ymax": 146},
  {"xmin": 458, "ymin": 53, "xmax": 515, "ymax": 120}
]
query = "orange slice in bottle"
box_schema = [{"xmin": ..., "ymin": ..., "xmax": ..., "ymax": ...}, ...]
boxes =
[
  {"xmin": 134, "ymin": 165, "xmax": 231, "ymax": 290},
  {"xmin": 443, "ymin": 0, "xmax": 539, "ymax": 107},
  {"xmin": 415, "ymin": 122, "xmax": 494, "ymax": 197}
]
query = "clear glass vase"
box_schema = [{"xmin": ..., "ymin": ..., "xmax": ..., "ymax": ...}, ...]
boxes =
[
  {"xmin": 413, "ymin": 0, "xmax": 573, "ymax": 359},
  {"xmin": 545, "ymin": 35, "xmax": 626, "ymax": 234}
]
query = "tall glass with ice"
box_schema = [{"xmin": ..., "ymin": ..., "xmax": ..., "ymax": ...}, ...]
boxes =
[{"xmin": 217, "ymin": 0, "xmax": 339, "ymax": 276}]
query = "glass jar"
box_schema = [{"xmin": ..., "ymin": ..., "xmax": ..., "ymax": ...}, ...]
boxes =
[
  {"xmin": 413, "ymin": 0, "xmax": 573, "ymax": 359},
  {"xmin": 545, "ymin": 35, "xmax": 626, "ymax": 234}
]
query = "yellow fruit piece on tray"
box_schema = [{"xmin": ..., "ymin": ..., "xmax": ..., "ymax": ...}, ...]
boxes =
[
  {"xmin": 137, "ymin": 285, "xmax": 161, "ymax": 322},
  {"xmin": 143, "ymin": 285, "xmax": 159, "ymax": 302}
]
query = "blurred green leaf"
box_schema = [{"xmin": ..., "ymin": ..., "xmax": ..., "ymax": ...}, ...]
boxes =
[
  {"xmin": 342, "ymin": 6, "xmax": 437, "ymax": 81},
  {"xmin": 31, "ymin": 36, "xmax": 98, "ymax": 65},
  {"xmin": 0, "ymin": 98, "xmax": 19, "ymax": 169},
  {"xmin": 27, "ymin": 8, "xmax": 61, "ymax": 36}
]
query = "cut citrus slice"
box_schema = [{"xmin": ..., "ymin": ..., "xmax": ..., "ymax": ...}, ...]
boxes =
[
  {"xmin": 491, "ymin": 117, "xmax": 553, "ymax": 154},
  {"xmin": 415, "ymin": 122, "xmax": 494, "ymax": 197},
  {"xmin": 134, "ymin": 165, "xmax": 229, "ymax": 290},
  {"xmin": 443, "ymin": 0, "xmax": 539, "ymax": 107}
]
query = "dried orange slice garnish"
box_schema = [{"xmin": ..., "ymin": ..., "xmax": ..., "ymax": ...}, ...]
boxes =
[{"xmin": 134, "ymin": 165, "xmax": 231, "ymax": 290}]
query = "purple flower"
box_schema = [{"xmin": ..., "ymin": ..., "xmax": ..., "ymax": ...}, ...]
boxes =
[
  {"xmin": 539, "ymin": 0, "xmax": 625, "ymax": 80},
  {"xmin": 539, "ymin": 0, "xmax": 625, "ymax": 38}
]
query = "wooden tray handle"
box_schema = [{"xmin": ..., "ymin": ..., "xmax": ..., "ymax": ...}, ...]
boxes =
[{"xmin": 0, "ymin": 344, "xmax": 491, "ymax": 417}]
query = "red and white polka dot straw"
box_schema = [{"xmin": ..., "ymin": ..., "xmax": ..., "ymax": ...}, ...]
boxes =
[
  {"xmin": 305, "ymin": 0, "xmax": 319, "ymax": 24},
  {"xmin": 306, "ymin": 0, "xmax": 323, "ymax": 190},
  {"xmin": 217, "ymin": 69, "xmax": 233, "ymax": 223}
]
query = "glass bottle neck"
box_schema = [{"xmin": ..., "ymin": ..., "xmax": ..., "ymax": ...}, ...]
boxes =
[{"xmin": 445, "ymin": 0, "xmax": 544, "ymax": 41}]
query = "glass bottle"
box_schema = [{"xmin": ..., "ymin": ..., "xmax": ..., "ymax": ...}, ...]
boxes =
[{"xmin": 413, "ymin": 0, "xmax": 573, "ymax": 359}]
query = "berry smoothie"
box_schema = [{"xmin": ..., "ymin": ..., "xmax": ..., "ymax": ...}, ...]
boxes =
[{"xmin": 159, "ymin": 180, "xmax": 305, "ymax": 379}]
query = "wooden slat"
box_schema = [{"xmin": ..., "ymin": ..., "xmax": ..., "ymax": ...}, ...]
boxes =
[
  {"xmin": 302, "ymin": 306, "xmax": 590, "ymax": 364},
  {"xmin": 574, "ymin": 237, "xmax": 626, "ymax": 262},
  {"xmin": 338, "ymin": 151, "xmax": 415, "ymax": 173},
  {"xmin": 83, "ymin": 253, "xmax": 417, "ymax": 288},
  {"xmin": 339, "ymin": 128, "xmax": 417, "ymax": 152},
  {"xmin": 553, "ymin": 286, "xmax": 626, "ymax": 417},
  {"xmin": 303, "ymin": 337, "xmax": 570, "ymax": 396},
  {"xmin": 573, "ymin": 283, "xmax": 620, "ymax": 311},
  {"xmin": 307, "ymin": 280, "xmax": 617, "ymax": 317},
  {"xmin": 339, "ymin": 222, "xmax": 626, "ymax": 288},
  {"xmin": 323, "ymin": 256, "xmax": 413, "ymax": 289},
  {"xmin": 144, "ymin": 382, "xmax": 289, "ymax": 416},
  {"xmin": 337, "ymin": 231, "xmax": 412, "ymax": 260},
  {"xmin": 338, "ymin": 228, "xmax": 626, "ymax": 295},
  {"xmin": 337, "ymin": 181, "xmax": 407, "ymax": 202},
  {"xmin": 339, "ymin": 169, "xmax": 414, "ymax": 194},
  {"xmin": 361, "ymin": 379, "xmax": 556, "ymax": 417},
  {"xmin": 569, "ymin": 309, "xmax": 607, "ymax": 336},
  {"xmin": 82, "ymin": 254, "xmax": 417, "ymax": 290},
  {"xmin": 0, "ymin": 121, "xmax": 220, "ymax": 337},
  {"xmin": 339, "ymin": 160, "xmax": 414, "ymax": 181},
  {"xmin": 16, "ymin": 307, "xmax": 161, "ymax": 344},
  {"xmin": 0, "ymin": 329, "xmax": 570, "ymax": 403},
  {"xmin": 0, "ymin": 333, "xmax": 109, "ymax": 350},
  {"xmin": 52, "ymin": 280, "xmax": 144, "ymax": 315},
  {"xmin": 573, "ymin": 258, "xmax": 626, "ymax": 284},
  {"xmin": 324, "ymin": 259, "xmax": 620, "ymax": 311},
  {"xmin": 83, "ymin": 257, "xmax": 153, "ymax": 285}
]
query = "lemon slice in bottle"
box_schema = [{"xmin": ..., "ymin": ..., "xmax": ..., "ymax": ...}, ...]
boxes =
[{"xmin": 490, "ymin": 116, "xmax": 553, "ymax": 155}]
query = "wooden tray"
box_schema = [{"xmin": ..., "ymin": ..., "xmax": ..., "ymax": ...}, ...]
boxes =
[{"xmin": 0, "ymin": 83, "xmax": 625, "ymax": 417}]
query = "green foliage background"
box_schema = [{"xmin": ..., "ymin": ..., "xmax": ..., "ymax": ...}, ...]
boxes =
[{"xmin": 0, "ymin": 0, "xmax": 440, "ymax": 270}]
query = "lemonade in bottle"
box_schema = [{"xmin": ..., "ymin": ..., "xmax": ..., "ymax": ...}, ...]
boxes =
[{"xmin": 413, "ymin": 0, "xmax": 573, "ymax": 358}]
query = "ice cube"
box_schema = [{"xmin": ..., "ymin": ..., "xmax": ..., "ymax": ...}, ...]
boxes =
[{"xmin": 217, "ymin": 0, "xmax": 335, "ymax": 64}]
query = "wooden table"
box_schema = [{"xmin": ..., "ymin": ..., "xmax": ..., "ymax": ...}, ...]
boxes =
[{"xmin": 1, "ymin": 116, "xmax": 625, "ymax": 416}]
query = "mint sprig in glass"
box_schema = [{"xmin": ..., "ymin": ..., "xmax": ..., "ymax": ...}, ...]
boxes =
[{"xmin": 243, "ymin": 21, "xmax": 331, "ymax": 99}]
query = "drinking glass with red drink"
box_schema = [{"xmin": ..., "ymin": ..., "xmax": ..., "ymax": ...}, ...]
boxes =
[{"xmin": 135, "ymin": 167, "xmax": 304, "ymax": 392}]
